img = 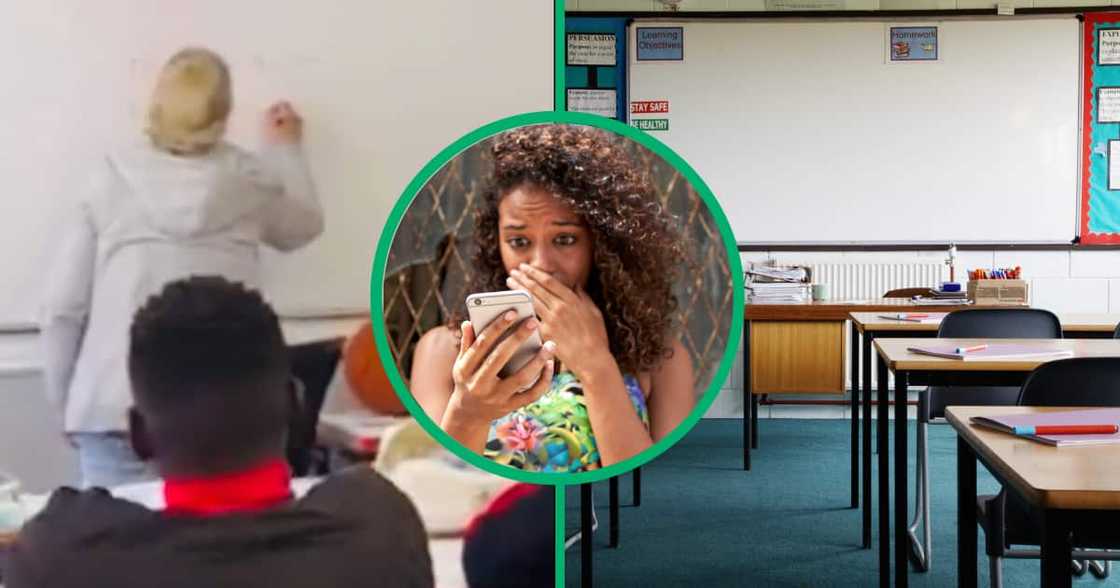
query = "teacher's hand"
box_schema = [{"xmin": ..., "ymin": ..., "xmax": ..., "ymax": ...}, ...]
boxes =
[
  {"xmin": 506, "ymin": 263, "xmax": 611, "ymax": 377},
  {"xmin": 446, "ymin": 311, "xmax": 556, "ymax": 427},
  {"xmin": 262, "ymin": 101, "xmax": 303, "ymax": 144}
]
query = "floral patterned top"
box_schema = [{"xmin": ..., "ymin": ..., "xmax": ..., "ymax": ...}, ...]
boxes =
[{"xmin": 483, "ymin": 371, "xmax": 650, "ymax": 473}]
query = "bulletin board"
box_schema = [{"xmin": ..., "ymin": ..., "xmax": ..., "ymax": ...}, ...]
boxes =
[{"xmin": 1082, "ymin": 12, "xmax": 1120, "ymax": 244}]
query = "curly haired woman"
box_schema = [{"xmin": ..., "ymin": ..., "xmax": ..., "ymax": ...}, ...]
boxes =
[{"xmin": 410, "ymin": 124, "xmax": 694, "ymax": 473}]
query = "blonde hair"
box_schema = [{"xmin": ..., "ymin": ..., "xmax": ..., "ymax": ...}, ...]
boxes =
[{"xmin": 145, "ymin": 48, "xmax": 231, "ymax": 155}]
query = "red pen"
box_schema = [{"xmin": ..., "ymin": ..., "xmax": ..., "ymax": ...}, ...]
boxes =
[
  {"xmin": 1013, "ymin": 424, "xmax": 1120, "ymax": 435},
  {"xmin": 955, "ymin": 344, "xmax": 988, "ymax": 354}
]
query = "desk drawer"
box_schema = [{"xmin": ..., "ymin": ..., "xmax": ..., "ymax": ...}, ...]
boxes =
[{"xmin": 750, "ymin": 320, "xmax": 845, "ymax": 394}]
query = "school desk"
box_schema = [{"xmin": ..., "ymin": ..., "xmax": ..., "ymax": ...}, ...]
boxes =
[
  {"xmin": 742, "ymin": 299, "xmax": 1006, "ymax": 471},
  {"xmin": 947, "ymin": 406, "xmax": 1120, "ymax": 588},
  {"xmin": 848, "ymin": 313, "xmax": 1120, "ymax": 550},
  {"xmin": 873, "ymin": 338, "xmax": 1120, "ymax": 588}
]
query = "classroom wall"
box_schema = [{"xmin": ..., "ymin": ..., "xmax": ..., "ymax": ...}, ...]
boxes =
[
  {"xmin": 0, "ymin": 1, "xmax": 552, "ymax": 326},
  {"xmin": 704, "ymin": 247, "xmax": 1120, "ymax": 418},
  {"xmin": 568, "ymin": 0, "xmax": 1120, "ymax": 10}
]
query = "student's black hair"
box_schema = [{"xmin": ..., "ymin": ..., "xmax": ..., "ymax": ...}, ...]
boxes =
[{"xmin": 128, "ymin": 276, "xmax": 291, "ymax": 476}]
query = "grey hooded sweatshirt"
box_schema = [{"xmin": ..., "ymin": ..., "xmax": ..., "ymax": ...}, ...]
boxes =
[{"xmin": 40, "ymin": 140, "xmax": 322, "ymax": 433}]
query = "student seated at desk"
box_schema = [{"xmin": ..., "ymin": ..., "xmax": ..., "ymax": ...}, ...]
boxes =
[{"xmin": 6, "ymin": 277, "xmax": 433, "ymax": 588}]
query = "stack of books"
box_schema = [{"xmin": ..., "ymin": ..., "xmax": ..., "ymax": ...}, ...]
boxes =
[{"xmin": 746, "ymin": 264, "xmax": 810, "ymax": 302}]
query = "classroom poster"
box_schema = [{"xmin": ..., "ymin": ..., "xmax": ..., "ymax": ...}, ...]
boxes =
[
  {"xmin": 567, "ymin": 89, "xmax": 617, "ymax": 118},
  {"xmin": 887, "ymin": 26, "xmax": 938, "ymax": 62},
  {"xmin": 1082, "ymin": 16, "xmax": 1120, "ymax": 242},
  {"xmin": 1099, "ymin": 28, "xmax": 1120, "ymax": 65},
  {"xmin": 1110, "ymin": 141, "xmax": 1120, "ymax": 191},
  {"xmin": 567, "ymin": 33, "xmax": 616, "ymax": 66},
  {"xmin": 632, "ymin": 118, "xmax": 669, "ymax": 132},
  {"xmin": 631, "ymin": 100, "xmax": 669, "ymax": 115},
  {"xmin": 635, "ymin": 27, "xmax": 683, "ymax": 62},
  {"xmin": 1099, "ymin": 88, "xmax": 1120, "ymax": 123}
]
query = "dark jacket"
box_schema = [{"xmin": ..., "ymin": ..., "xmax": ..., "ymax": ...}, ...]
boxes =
[{"xmin": 5, "ymin": 467, "xmax": 432, "ymax": 588}]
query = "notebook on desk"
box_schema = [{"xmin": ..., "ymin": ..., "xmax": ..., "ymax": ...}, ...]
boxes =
[
  {"xmin": 910, "ymin": 297, "xmax": 971, "ymax": 306},
  {"xmin": 878, "ymin": 313, "xmax": 942, "ymax": 322},
  {"xmin": 970, "ymin": 408, "xmax": 1120, "ymax": 447},
  {"xmin": 906, "ymin": 343, "xmax": 1074, "ymax": 361}
]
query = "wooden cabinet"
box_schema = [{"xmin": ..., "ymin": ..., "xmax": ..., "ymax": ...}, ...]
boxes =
[{"xmin": 749, "ymin": 320, "xmax": 845, "ymax": 394}]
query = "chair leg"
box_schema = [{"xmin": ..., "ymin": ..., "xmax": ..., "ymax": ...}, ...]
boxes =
[
  {"xmin": 907, "ymin": 419, "xmax": 932, "ymax": 572},
  {"xmin": 1089, "ymin": 559, "xmax": 1109, "ymax": 579},
  {"xmin": 632, "ymin": 467, "xmax": 641, "ymax": 507},
  {"xmin": 609, "ymin": 476, "xmax": 619, "ymax": 548},
  {"xmin": 989, "ymin": 555, "xmax": 1003, "ymax": 588}
]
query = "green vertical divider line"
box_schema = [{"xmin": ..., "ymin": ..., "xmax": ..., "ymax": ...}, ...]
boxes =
[
  {"xmin": 555, "ymin": 485, "xmax": 565, "ymax": 587},
  {"xmin": 555, "ymin": 0, "xmax": 565, "ymax": 111},
  {"xmin": 555, "ymin": 3, "xmax": 567, "ymax": 587}
]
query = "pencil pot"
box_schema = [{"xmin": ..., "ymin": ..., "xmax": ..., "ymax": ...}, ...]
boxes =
[{"xmin": 967, "ymin": 279, "xmax": 1028, "ymax": 305}]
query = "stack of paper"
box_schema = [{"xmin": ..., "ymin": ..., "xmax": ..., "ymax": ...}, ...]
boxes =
[
  {"xmin": 747, "ymin": 281, "xmax": 810, "ymax": 302},
  {"xmin": 746, "ymin": 262, "xmax": 811, "ymax": 302},
  {"xmin": 746, "ymin": 266, "xmax": 808, "ymax": 283}
]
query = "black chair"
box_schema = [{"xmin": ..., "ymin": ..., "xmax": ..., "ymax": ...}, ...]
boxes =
[
  {"xmin": 978, "ymin": 357, "xmax": 1120, "ymax": 586},
  {"xmin": 286, "ymin": 337, "xmax": 345, "ymax": 477},
  {"xmin": 911, "ymin": 309, "xmax": 1062, "ymax": 571}
]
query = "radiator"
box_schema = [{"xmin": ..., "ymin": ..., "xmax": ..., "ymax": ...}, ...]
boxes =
[{"xmin": 799, "ymin": 262, "xmax": 947, "ymax": 300}]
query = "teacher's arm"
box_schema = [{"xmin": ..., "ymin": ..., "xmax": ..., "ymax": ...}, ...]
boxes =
[{"xmin": 255, "ymin": 102, "xmax": 324, "ymax": 251}]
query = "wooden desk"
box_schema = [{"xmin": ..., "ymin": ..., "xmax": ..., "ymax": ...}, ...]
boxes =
[
  {"xmin": 873, "ymin": 339, "xmax": 1120, "ymax": 588},
  {"xmin": 847, "ymin": 313, "xmax": 1120, "ymax": 551},
  {"xmin": 947, "ymin": 406, "xmax": 1120, "ymax": 588},
  {"xmin": 742, "ymin": 299, "xmax": 988, "ymax": 472}
]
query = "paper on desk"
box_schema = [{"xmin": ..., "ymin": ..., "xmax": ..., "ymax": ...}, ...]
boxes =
[{"xmin": 374, "ymin": 420, "xmax": 509, "ymax": 537}]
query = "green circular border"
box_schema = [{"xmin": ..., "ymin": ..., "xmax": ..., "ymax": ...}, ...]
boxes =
[{"xmin": 370, "ymin": 110, "xmax": 744, "ymax": 486}]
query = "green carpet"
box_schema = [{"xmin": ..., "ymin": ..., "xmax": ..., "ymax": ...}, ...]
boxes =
[{"xmin": 564, "ymin": 418, "xmax": 1115, "ymax": 587}]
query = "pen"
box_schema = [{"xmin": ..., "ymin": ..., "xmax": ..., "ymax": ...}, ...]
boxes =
[
  {"xmin": 1013, "ymin": 424, "xmax": 1120, "ymax": 436},
  {"xmin": 955, "ymin": 344, "xmax": 988, "ymax": 353}
]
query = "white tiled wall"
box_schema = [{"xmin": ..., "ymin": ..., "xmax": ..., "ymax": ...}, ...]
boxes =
[{"xmin": 706, "ymin": 248, "xmax": 1120, "ymax": 418}]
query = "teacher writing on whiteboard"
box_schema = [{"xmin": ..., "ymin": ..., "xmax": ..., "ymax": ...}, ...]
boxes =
[{"xmin": 40, "ymin": 47, "xmax": 323, "ymax": 488}]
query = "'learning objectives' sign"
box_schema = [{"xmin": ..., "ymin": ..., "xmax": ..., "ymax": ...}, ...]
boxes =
[{"xmin": 635, "ymin": 27, "xmax": 683, "ymax": 61}]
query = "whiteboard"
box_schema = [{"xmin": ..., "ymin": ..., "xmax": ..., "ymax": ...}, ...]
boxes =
[
  {"xmin": 627, "ymin": 18, "xmax": 1080, "ymax": 244},
  {"xmin": 1, "ymin": 1, "xmax": 552, "ymax": 325}
]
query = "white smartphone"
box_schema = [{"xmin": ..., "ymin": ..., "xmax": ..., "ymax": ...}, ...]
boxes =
[{"xmin": 465, "ymin": 290, "xmax": 543, "ymax": 379}]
